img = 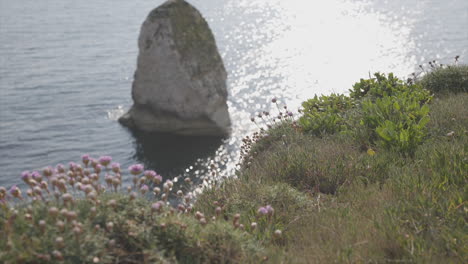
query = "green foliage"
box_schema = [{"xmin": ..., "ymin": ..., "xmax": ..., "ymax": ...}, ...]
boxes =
[
  {"xmin": 350, "ymin": 72, "xmax": 432, "ymax": 104},
  {"xmin": 360, "ymin": 94, "xmax": 430, "ymax": 153},
  {"xmin": 298, "ymin": 94, "xmax": 356, "ymax": 136},
  {"xmin": 298, "ymin": 72, "xmax": 433, "ymax": 154},
  {"xmin": 419, "ymin": 64, "xmax": 468, "ymax": 94},
  {"xmin": 2, "ymin": 68, "xmax": 467, "ymax": 263},
  {"xmin": 0, "ymin": 192, "xmax": 265, "ymax": 264}
]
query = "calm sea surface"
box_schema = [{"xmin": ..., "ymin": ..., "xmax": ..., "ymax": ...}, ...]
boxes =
[{"xmin": 1, "ymin": 0, "xmax": 467, "ymax": 188}]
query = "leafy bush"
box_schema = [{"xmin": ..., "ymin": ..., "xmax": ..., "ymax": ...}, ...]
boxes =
[
  {"xmin": 298, "ymin": 94, "xmax": 356, "ymax": 136},
  {"xmin": 350, "ymin": 72, "xmax": 432, "ymax": 104},
  {"xmin": 360, "ymin": 94, "xmax": 430, "ymax": 154},
  {"xmin": 419, "ymin": 64, "xmax": 468, "ymax": 94}
]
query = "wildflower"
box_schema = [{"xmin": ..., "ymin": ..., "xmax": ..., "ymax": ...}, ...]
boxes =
[
  {"xmin": 139, "ymin": 177, "xmax": 146, "ymax": 185},
  {"xmin": 94, "ymin": 164, "xmax": 102, "ymax": 174},
  {"xmin": 111, "ymin": 162, "xmax": 120, "ymax": 173},
  {"xmin": 73, "ymin": 226, "xmax": 82, "ymax": 236},
  {"xmin": 90, "ymin": 158, "xmax": 98, "ymax": 168},
  {"xmin": 98, "ymin": 156, "xmax": 112, "ymax": 167},
  {"xmin": 140, "ymin": 184, "xmax": 149, "ymax": 195},
  {"xmin": 42, "ymin": 167, "xmax": 53, "ymax": 177},
  {"xmin": 251, "ymin": 222, "xmax": 257, "ymax": 230},
  {"xmin": 48, "ymin": 207, "xmax": 59, "ymax": 218},
  {"xmin": 87, "ymin": 192, "xmax": 97, "ymax": 200},
  {"xmin": 33, "ymin": 186, "xmax": 42, "ymax": 196},
  {"xmin": 195, "ymin": 211, "xmax": 204, "ymax": 220},
  {"xmin": 82, "ymin": 177, "xmax": 91, "ymax": 185},
  {"xmin": 32, "ymin": 171, "xmax": 42, "ymax": 181},
  {"xmin": 38, "ymin": 220, "xmax": 46, "ymax": 232},
  {"xmin": 151, "ymin": 201, "xmax": 164, "ymax": 213},
  {"xmin": 163, "ymin": 183, "xmax": 170, "ymax": 193},
  {"xmin": 184, "ymin": 194, "xmax": 191, "ymax": 203},
  {"xmin": 288, "ymin": 111, "xmax": 293, "ymax": 117},
  {"xmin": 177, "ymin": 204, "xmax": 186, "ymax": 212},
  {"xmin": 105, "ymin": 174, "xmax": 113, "ymax": 186},
  {"xmin": 0, "ymin": 186, "xmax": 7, "ymax": 200},
  {"xmin": 40, "ymin": 181, "xmax": 49, "ymax": 192},
  {"xmin": 90, "ymin": 207, "xmax": 97, "ymax": 217},
  {"xmin": 153, "ymin": 187, "xmax": 161, "ymax": 195},
  {"xmin": 177, "ymin": 190, "xmax": 183, "ymax": 197},
  {"xmin": 112, "ymin": 177, "xmax": 121, "ymax": 189},
  {"xmin": 199, "ymin": 218, "xmax": 207, "ymax": 226},
  {"xmin": 56, "ymin": 220, "xmax": 65, "ymax": 232},
  {"xmin": 24, "ymin": 213, "xmax": 33, "ymax": 222},
  {"xmin": 82, "ymin": 154, "xmax": 91, "ymax": 166},
  {"xmin": 129, "ymin": 164, "xmax": 144, "ymax": 175},
  {"xmin": 272, "ymin": 97, "xmax": 277, "ymax": 103},
  {"xmin": 257, "ymin": 207, "xmax": 268, "ymax": 216},
  {"xmin": 21, "ymin": 171, "xmax": 31, "ymax": 183},
  {"xmin": 62, "ymin": 193, "xmax": 73, "ymax": 205},
  {"xmin": 129, "ymin": 192, "xmax": 137, "ymax": 200},
  {"xmin": 55, "ymin": 237, "xmax": 65, "ymax": 248},
  {"xmin": 154, "ymin": 174, "xmax": 163, "ymax": 184},
  {"xmin": 106, "ymin": 222, "xmax": 114, "ymax": 232},
  {"xmin": 56, "ymin": 164, "xmax": 65, "ymax": 173},
  {"xmin": 9, "ymin": 185, "xmax": 22, "ymax": 199},
  {"xmin": 215, "ymin": 207, "xmax": 222, "ymax": 216},
  {"xmin": 69, "ymin": 162, "xmax": 78, "ymax": 171},
  {"xmin": 52, "ymin": 250, "xmax": 64, "ymax": 261},
  {"xmin": 57, "ymin": 179, "xmax": 67, "ymax": 193},
  {"xmin": 265, "ymin": 205, "xmax": 275, "ymax": 216},
  {"xmin": 108, "ymin": 239, "xmax": 116, "ymax": 247},
  {"xmin": 83, "ymin": 185, "xmax": 94, "ymax": 194},
  {"xmin": 234, "ymin": 213, "xmax": 241, "ymax": 221},
  {"xmin": 90, "ymin": 173, "xmax": 99, "ymax": 181},
  {"xmin": 107, "ymin": 199, "xmax": 117, "ymax": 208},
  {"xmin": 274, "ymin": 229, "xmax": 282, "ymax": 237},
  {"xmin": 144, "ymin": 170, "xmax": 156, "ymax": 180}
]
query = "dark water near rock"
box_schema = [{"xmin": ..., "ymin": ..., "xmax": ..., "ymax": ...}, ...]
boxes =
[{"xmin": 1, "ymin": 0, "xmax": 467, "ymax": 189}]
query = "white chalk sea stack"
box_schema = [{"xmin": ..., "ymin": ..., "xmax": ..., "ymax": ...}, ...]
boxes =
[{"xmin": 119, "ymin": 0, "xmax": 231, "ymax": 136}]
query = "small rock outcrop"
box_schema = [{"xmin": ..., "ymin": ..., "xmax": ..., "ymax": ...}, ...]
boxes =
[{"xmin": 119, "ymin": 0, "xmax": 231, "ymax": 136}]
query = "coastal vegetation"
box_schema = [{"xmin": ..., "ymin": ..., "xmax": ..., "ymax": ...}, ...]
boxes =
[{"xmin": 1, "ymin": 61, "xmax": 467, "ymax": 263}]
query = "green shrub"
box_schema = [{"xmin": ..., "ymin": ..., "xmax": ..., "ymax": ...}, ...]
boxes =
[
  {"xmin": 419, "ymin": 65, "xmax": 468, "ymax": 94},
  {"xmin": 360, "ymin": 94, "xmax": 430, "ymax": 154},
  {"xmin": 350, "ymin": 72, "xmax": 432, "ymax": 104},
  {"xmin": 298, "ymin": 94, "xmax": 356, "ymax": 136}
]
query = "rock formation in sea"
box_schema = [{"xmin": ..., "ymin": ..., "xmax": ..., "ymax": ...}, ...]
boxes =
[{"xmin": 119, "ymin": 0, "xmax": 231, "ymax": 136}]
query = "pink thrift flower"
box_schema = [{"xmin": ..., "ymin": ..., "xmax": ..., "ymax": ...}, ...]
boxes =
[
  {"xmin": 56, "ymin": 164, "xmax": 65, "ymax": 173},
  {"xmin": 257, "ymin": 207, "xmax": 268, "ymax": 216},
  {"xmin": 98, "ymin": 156, "xmax": 112, "ymax": 167},
  {"xmin": 21, "ymin": 171, "xmax": 31, "ymax": 183},
  {"xmin": 140, "ymin": 184, "xmax": 149, "ymax": 195},
  {"xmin": 266, "ymin": 205, "xmax": 275, "ymax": 216},
  {"xmin": 144, "ymin": 170, "xmax": 157, "ymax": 180},
  {"xmin": 111, "ymin": 163, "xmax": 120, "ymax": 173},
  {"xmin": 154, "ymin": 174, "xmax": 163, "ymax": 184},
  {"xmin": 129, "ymin": 164, "xmax": 144, "ymax": 175},
  {"xmin": 82, "ymin": 154, "xmax": 90, "ymax": 166},
  {"xmin": 9, "ymin": 185, "xmax": 22, "ymax": 199}
]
